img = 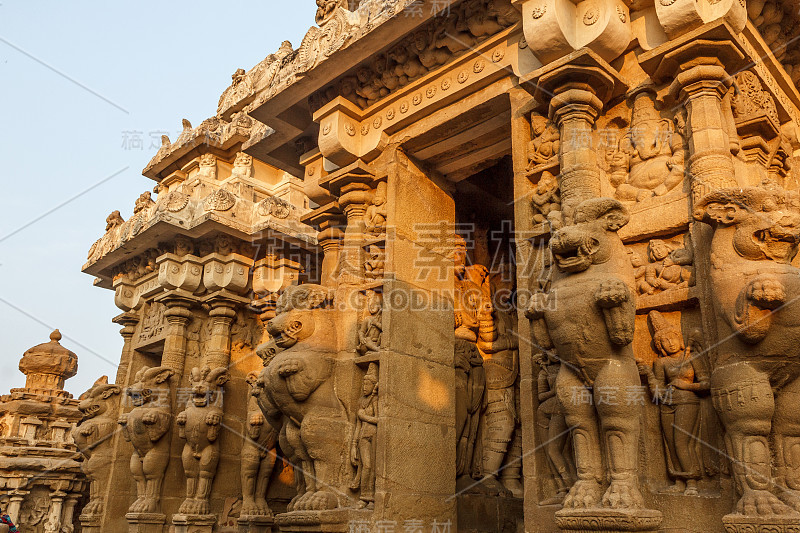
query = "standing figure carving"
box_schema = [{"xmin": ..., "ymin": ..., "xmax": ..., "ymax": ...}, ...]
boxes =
[
  {"xmin": 694, "ymin": 188, "xmax": 800, "ymax": 517},
  {"xmin": 241, "ymin": 371, "xmax": 279, "ymax": 518},
  {"xmin": 73, "ymin": 376, "xmax": 122, "ymax": 517},
  {"xmin": 118, "ymin": 366, "xmax": 174, "ymax": 514},
  {"xmin": 535, "ymin": 352, "xmax": 575, "ymax": 505},
  {"xmin": 453, "ymin": 236, "xmax": 487, "ymax": 484},
  {"xmin": 639, "ymin": 312, "xmax": 709, "ymax": 496},
  {"xmin": 527, "ymin": 198, "xmax": 645, "ymax": 510},
  {"xmin": 176, "ymin": 366, "xmax": 230, "ymax": 515},
  {"xmin": 476, "ymin": 263, "xmax": 519, "ymax": 493},
  {"xmin": 350, "ymin": 363, "xmax": 379, "ymax": 509}
]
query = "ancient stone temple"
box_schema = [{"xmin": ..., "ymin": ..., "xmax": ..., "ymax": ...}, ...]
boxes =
[
  {"xmin": 0, "ymin": 330, "xmax": 85, "ymax": 533},
  {"xmin": 70, "ymin": 0, "xmax": 800, "ymax": 531}
]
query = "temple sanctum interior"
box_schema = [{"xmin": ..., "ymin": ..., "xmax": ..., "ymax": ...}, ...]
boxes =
[{"xmin": 4, "ymin": 0, "xmax": 800, "ymax": 531}]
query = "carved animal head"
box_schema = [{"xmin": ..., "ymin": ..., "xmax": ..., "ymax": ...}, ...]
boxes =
[
  {"xmin": 694, "ymin": 187, "xmax": 800, "ymax": 263},
  {"xmin": 258, "ymin": 284, "xmax": 334, "ymax": 357},
  {"xmin": 187, "ymin": 366, "xmax": 229, "ymax": 407},
  {"xmin": 199, "ymin": 153, "xmax": 216, "ymax": 167},
  {"xmin": 126, "ymin": 366, "xmax": 173, "ymax": 407},
  {"xmin": 234, "ymin": 151, "xmax": 253, "ymax": 168},
  {"xmin": 105, "ymin": 210, "xmax": 124, "ymax": 231},
  {"xmin": 78, "ymin": 376, "xmax": 121, "ymax": 420},
  {"xmin": 174, "ymin": 235, "xmax": 194, "ymax": 256},
  {"xmin": 550, "ymin": 198, "xmax": 630, "ymax": 273}
]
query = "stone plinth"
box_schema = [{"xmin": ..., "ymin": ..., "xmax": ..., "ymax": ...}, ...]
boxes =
[
  {"xmin": 554, "ymin": 508, "xmax": 663, "ymax": 533},
  {"xmin": 238, "ymin": 514, "xmax": 274, "ymax": 533},
  {"xmin": 722, "ymin": 514, "xmax": 800, "ymax": 532},
  {"xmin": 172, "ymin": 513, "xmax": 217, "ymax": 533},
  {"xmin": 274, "ymin": 509, "xmax": 371, "ymax": 533},
  {"xmin": 79, "ymin": 513, "xmax": 102, "ymax": 533},
  {"xmin": 126, "ymin": 512, "xmax": 166, "ymax": 533}
]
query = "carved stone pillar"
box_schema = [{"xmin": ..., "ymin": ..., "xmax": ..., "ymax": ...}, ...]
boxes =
[
  {"xmin": 62, "ymin": 495, "xmax": 80, "ymax": 531},
  {"xmin": 524, "ymin": 50, "xmax": 626, "ymax": 223},
  {"xmin": 319, "ymin": 162, "xmax": 375, "ymax": 288},
  {"xmin": 203, "ymin": 299, "xmax": 238, "ymax": 369},
  {"xmin": 46, "ymin": 491, "xmax": 65, "ymax": 532},
  {"xmin": 154, "ymin": 295, "xmax": 194, "ymax": 376},
  {"xmin": 112, "ymin": 312, "xmax": 140, "ymax": 386},
  {"xmin": 318, "ymin": 220, "xmax": 345, "ymax": 288},
  {"xmin": 7, "ymin": 490, "xmax": 27, "ymax": 523},
  {"xmin": 640, "ymin": 32, "xmax": 748, "ymax": 201}
]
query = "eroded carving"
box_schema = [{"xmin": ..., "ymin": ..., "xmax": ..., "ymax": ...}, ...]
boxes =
[
  {"xmin": 639, "ymin": 312, "xmax": 709, "ymax": 496},
  {"xmin": 694, "ymin": 187, "xmax": 800, "ymax": 518},
  {"xmin": 609, "ymin": 88, "xmax": 685, "ymax": 203},
  {"xmin": 527, "ymin": 199, "xmax": 646, "ymax": 510},
  {"xmin": 240, "ymin": 372, "xmax": 279, "ymax": 518},
  {"xmin": 349, "ymin": 363, "xmax": 379, "ymax": 509},
  {"xmin": 74, "ymin": 377, "xmax": 122, "ymax": 518},
  {"xmin": 176, "ymin": 366, "xmax": 230, "ymax": 516},
  {"xmin": 118, "ymin": 366, "xmax": 174, "ymax": 514},
  {"xmin": 255, "ymin": 284, "xmax": 351, "ymax": 511}
]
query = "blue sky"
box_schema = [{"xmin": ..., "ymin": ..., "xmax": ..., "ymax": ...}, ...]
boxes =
[{"xmin": 0, "ymin": 2, "xmax": 317, "ymax": 396}]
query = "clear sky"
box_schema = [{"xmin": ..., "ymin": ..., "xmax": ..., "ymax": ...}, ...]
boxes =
[{"xmin": 0, "ymin": 1, "xmax": 318, "ymax": 396}]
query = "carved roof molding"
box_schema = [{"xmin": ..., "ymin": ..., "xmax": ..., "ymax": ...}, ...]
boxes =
[
  {"xmin": 142, "ymin": 112, "xmax": 269, "ymax": 181},
  {"xmin": 216, "ymin": 0, "xmax": 418, "ymax": 121},
  {"xmin": 83, "ymin": 182, "xmax": 318, "ymax": 287}
]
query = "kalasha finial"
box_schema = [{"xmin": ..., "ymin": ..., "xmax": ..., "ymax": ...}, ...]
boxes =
[{"xmin": 50, "ymin": 329, "xmax": 62, "ymax": 342}]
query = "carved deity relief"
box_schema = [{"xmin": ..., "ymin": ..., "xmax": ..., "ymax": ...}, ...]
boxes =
[
  {"xmin": 241, "ymin": 372, "xmax": 279, "ymax": 518},
  {"xmin": 476, "ymin": 262, "xmax": 520, "ymax": 494},
  {"xmin": 350, "ymin": 363, "xmax": 379, "ymax": 509},
  {"xmin": 527, "ymin": 114, "xmax": 560, "ymax": 169},
  {"xmin": 527, "ymin": 198, "xmax": 647, "ymax": 510},
  {"xmin": 73, "ymin": 376, "xmax": 122, "ymax": 518},
  {"xmin": 255, "ymin": 284, "xmax": 352, "ymax": 512},
  {"xmin": 694, "ymin": 187, "xmax": 800, "ymax": 519},
  {"xmin": 609, "ymin": 88, "xmax": 686, "ymax": 203},
  {"xmin": 639, "ymin": 312, "xmax": 710, "ymax": 496},
  {"xmin": 453, "ymin": 236, "xmax": 487, "ymax": 484},
  {"xmin": 535, "ymin": 351, "xmax": 575, "ymax": 505},
  {"xmin": 356, "ymin": 290, "xmax": 382, "ymax": 356},
  {"xmin": 364, "ymin": 181, "xmax": 387, "ymax": 235},
  {"xmin": 363, "ymin": 245, "xmax": 385, "ymax": 280},
  {"xmin": 628, "ymin": 237, "xmax": 694, "ymax": 297},
  {"xmin": 176, "ymin": 366, "xmax": 229, "ymax": 516},
  {"xmin": 118, "ymin": 366, "xmax": 174, "ymax": 514},
  {"xmin": 531, "ymin": 170, "xmax": 561, "ymax": 226}
]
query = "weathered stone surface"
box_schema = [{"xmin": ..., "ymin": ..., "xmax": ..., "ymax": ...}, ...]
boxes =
[{"xmin": 6, "ymin": 1, "xmax": 800, "ymax": 532}]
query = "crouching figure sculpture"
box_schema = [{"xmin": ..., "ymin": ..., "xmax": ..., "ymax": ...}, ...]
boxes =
[
  {"xmin": 176, "ymin": 366, "xmax": 230, "ymax": 515},
  {"xmin": 527, "ymin": 198, "xmax": 657, "ymax": 523},
  {"xmin": 255, "ymin": 284, "xmax": 351, "ymax": 512},
  {"xmin": 694, "ymin": 188, "xmax": 800, "ymax": 522}
]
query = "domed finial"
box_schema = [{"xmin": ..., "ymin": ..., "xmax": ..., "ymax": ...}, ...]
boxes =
[{"xmin": 50, "ymin": 329, "xmax": 62, "ymax": 342}]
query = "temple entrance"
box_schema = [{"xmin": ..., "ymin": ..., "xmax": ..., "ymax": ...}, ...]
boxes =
[{"xmin": 399, "ymin": 97, "xmax": 523, "ymax": 530}]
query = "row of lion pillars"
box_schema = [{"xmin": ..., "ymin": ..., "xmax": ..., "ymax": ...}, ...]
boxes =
[{"xmin": 89, "ymin": 245, "xmax": 255, "ymax": 533}]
